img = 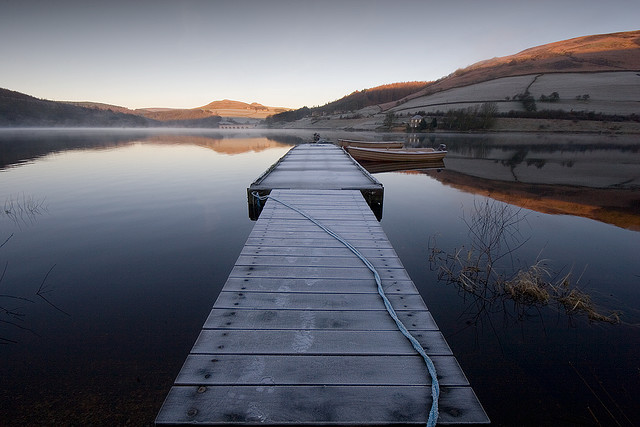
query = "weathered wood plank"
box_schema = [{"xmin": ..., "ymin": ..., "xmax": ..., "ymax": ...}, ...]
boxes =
[
  {"xmin": 261, "ymin": 191, "xmax": 368, "ymax": 200},
  {"xmin": 191, "ymin": 330, "xmax": 452, "ymax": 356},
  {"xmin": 156, "ymin": 385, "xmax": 489, "ymax": 425},
  {"xmin": 262, "ymin": 202, "xmax": 371, "ymax": 211},
  {"xmin": 221, "ymin": 277, "xmax": 419, "ymax": 294},
  {"xmin": 255, "ymin": 171, "xmax": 380, "ymax": 189},
  {"xmin": 235, "ymin": 254, "xmax": 405, "ymax": 269},
  {"xmin": 258, "ymin": 212, "xmax": 377, "ymax": 222},
  {"xmin": 204, "ymin": 309, "xmax": 435, "ymax": 330},
  {"xmin": 259, "ymin": 204, "xmax": 371, "ymax": 212},
  {"xmin": 240, "ymin": 245, "xmax": 399, "ymax": 258},
  {"xmin": 244, "ymin": 237, "xmax": 393, "ymax": 249},
  {"xmin": 260, "ymin": 199, "xmax": 371, "ymax": 209},
  {"xmin": 213, "ymin": 292, "xmax": 427, "ymax": 311},
  {"xmin": 262, "ymin": 201, "xmax": 370, "ymax": 210},
  {"xmin": 250, "ymin": 223, "xmax": 381, "ymax": 234},
  {"xmin": 249, "ymin": 229, "xmax": 389, "ymax": 240},
  {"xmin": 263, "ymin": 191, "xmax": 369, "ymax": 200},
  {"xmin": 229, "ymin": 265, "xmax": 411, "ymax": 281},
  {"xmin": 174, "ymin": 354, "xmax": 468, "ymax": 386},
  {"xmin": 248, "ymin": 232, "xmax": 390, "ymax": 243}
]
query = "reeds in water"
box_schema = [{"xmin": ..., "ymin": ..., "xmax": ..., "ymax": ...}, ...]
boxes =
[{"xmin": 429, "ymin": 199, "xmax": 621, "ymax": 324}]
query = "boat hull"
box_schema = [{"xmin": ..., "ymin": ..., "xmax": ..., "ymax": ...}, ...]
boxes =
[
  {"xmin": 337, "ymin": 139, "xmax": 404, "ymax": 149},
  {"xmin": 347, "ymin": 146, "xmax": 447, "ymax": 162}
]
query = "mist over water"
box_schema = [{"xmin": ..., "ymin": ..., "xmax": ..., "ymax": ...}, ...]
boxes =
[{"xmin": 0, "ymin": 129, "xmax": 638, "ymax": 425}]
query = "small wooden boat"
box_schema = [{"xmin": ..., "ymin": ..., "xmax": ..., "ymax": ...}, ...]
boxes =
[
  {"xmin": 347, "ymin": 146, "xmax": 447, "ymax": 162},
  {"xmin": 337, "ymin": 139, "xmax": 404, "ymax": 149}
]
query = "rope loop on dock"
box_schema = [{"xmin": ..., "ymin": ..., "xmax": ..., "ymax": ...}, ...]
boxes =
[{"xmin": 252, "ymin": 191, "xmax": 439, "ymax": 427}]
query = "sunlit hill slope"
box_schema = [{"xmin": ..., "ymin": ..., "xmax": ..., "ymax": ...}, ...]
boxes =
[
  {"xmin": 389, "ymin": 30, "xmax": 640, "ymax": 107},
  {"xmin": 135, "ymin": 100, "xmax": 290, "ymax": 121},
  {"xmin": 274, "ymin": 30, "xmax": 640, "ymax": 130}
]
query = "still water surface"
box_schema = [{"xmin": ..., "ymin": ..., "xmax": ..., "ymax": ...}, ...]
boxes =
[{"xmin": 0, "ymin": 129, "xmax": 638, "ymax": 425}]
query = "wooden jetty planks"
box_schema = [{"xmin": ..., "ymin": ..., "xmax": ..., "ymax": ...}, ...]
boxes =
[
  {"xmin": 157, "ymin": 186, "xmax": 488, "ymax": 425},
  {"xmin": 249, "ymin": 144, "xmax": 382, "ymax": 190},
  {"xmin": 203, "ymin": 309, "xmax": 436, "ymax": 330},
  {"xmin": 174, "ymin": 354, "xmax": 470, "ymax": 386},
  {"xmin": 247, "ymin": 144, "xmax": 384, "ymax": 220},
  {"xmin": 220, "ymin": 277, "xmax": 421, "ymax": 294},
  {"xmin": 190, "ymin": 329, "xmax": 452, "ymax": 355},
  {"xmin": 157, "ymin": 385, "xmax": 487, "ymax": 425},
  {"xmin": 212, "ymin": 292, "xmax": 427, "ymax": 311}
]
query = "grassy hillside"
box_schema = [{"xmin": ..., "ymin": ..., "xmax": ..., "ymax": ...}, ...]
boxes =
[
  {"xmin": 0, "ymin": 89, "xmax": 155, "ymax": 127},
  {"xmin": 387, "ymin": 30, "xmax": 640, "ymax": 108},
  {"xmin": 318, "ymin": 82, "xmax": 429, "ymax": 113},
  {"xmin": 134, "ymin": 99, "xmax": 289, "ymax": 121},
  {"xmin": 267, "ymin": 82, "xmax": 428, "ymax": 123}
]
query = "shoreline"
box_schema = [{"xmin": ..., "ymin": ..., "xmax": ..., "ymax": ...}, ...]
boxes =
[
  {"xmin": 1, "ymin": 116, "xmax": 640, "ymax": 136},
  {"xmin": 277, "ymin": 116, "xmax": 640, "ymax": 135}
]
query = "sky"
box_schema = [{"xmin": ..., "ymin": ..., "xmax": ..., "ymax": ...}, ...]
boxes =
[{"xmin": 1, "ymin": 0, "xmax": 638, "ymax": 109}]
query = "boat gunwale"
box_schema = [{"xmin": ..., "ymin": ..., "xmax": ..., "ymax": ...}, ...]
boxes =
[{"xmin": 346, "ymin": 146, "xmax": 447, "ymax": 162}]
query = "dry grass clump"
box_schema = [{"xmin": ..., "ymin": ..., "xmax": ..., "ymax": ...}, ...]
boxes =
[
  {"xmin": 557, "ymin": 288, "xmax": 621, "ymax": 324},
  {"xmin": 500, "ymin": 263, "xmax": 621, "ymax": 324},
  {"xmin": 503, "ymin": 263, "xmax": 551, "ymax": 305},
  {"xmin": 429, "ymin": 199, "xmax": 621, "ymax": 325}
]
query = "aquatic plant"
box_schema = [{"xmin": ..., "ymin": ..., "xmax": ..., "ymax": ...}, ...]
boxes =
[
  {"xmin": 1, "ymin": 196, "xmax": 65, "ymax": 344},
  {"xmin": 429, "ymin": 199, "xmax": 621, "ymax": 324},
  {"xmin": 2, "ymin": 193, "xmax": 47, "ymax": 227}
]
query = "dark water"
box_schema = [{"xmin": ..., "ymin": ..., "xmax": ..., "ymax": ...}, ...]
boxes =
[{"xmin": 0, "ymin": 129, "xmax": 638, "ymax": 426}]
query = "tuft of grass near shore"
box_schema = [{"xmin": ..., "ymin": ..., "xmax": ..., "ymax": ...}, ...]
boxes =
[
  {"xmin": 504, "ymin": 262, "xmax": 621, "ymax": 324},
  {"xmin": 429, "ymin": 199, "xmax": 621, "ymax": 324}
]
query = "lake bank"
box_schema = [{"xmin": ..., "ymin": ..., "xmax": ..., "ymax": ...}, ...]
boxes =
[{"xmin": 276, "ymin": 115, "xmax": 640, "ymax": 134}]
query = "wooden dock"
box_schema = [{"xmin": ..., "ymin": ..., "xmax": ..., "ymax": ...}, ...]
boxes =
[
  {"xmin": 156, "ymin": 144, "xmax": 488, "ymax": 425},
  {"xmin": 247, "ymin": 143, "xmax": 383, "ymax": 220}
]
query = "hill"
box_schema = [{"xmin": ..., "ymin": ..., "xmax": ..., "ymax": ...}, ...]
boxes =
[
  {"xmin": 275, "ymin": 30, "xmax": 640, "ymax": 131},
  {"xmin": 134, "ymin": 99, "xmax": 290, "ymax": 121},
  {"xmin": 61, "ymin": 101, "xmax": 137, "ymax": 115},
  {"xmin": 0, "ymin": 89, "xmax": 156, "ymax": 127},
  {"xmin": 195, "ymin": 99, "xmax": 290, "ymax": 119},
  {"xmin": 385, "ymin": 30, "xmax": 640, "ymax": 108},
  {"xmin": 61, "ymin": 99, "xmax": 290, "ymax": 122},
  {"xmin": 267, "ymin": 82, "xmax": 428, "ymax": 123},
  {"xmin": 318, "ymin": 82, "xmax": 430, "ymax": 113}
]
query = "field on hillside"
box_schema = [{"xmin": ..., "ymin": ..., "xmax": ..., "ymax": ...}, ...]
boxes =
[{"xmin": 393, "ymin": 71, "xmax": 640, "ymax": 115}]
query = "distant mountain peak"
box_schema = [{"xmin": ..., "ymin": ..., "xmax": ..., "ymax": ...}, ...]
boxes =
[{"xmin": 197, "ymin": 99, "xmax": 270, "ymax": 110}]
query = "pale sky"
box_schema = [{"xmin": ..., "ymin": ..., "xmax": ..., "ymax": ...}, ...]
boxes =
[{"xmin": 1, "ymin": 0, "xmax": 638, "ymax": 109}]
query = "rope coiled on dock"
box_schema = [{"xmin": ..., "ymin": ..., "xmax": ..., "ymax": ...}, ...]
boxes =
[{"xmin": 252, "ymin": 191, "xmax": 439, "ymax": 427}]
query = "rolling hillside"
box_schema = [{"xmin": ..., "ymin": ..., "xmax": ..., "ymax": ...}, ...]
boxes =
[
  {"xmin": 0, "ymin": 88, "xmax": 155, "ymax": 127},
  {"xmin": 136, "ymin": 99, "xmax": 289, "ymax": 121},
  {"xmin": 277, "ymin": 30, "xmax": 640, "ymax": 131},
  {"xmin": 1, "ymin": 90, "xmax": 289, "ymax": 127},
  {"xmin": 386, "ymin": 30, "xmax": 640, "ymax": 109}
]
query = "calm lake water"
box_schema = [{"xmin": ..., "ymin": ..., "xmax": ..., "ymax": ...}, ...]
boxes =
[{"xmin": 0, "ymin": 129, "xmax": 638, "ymax": 426}]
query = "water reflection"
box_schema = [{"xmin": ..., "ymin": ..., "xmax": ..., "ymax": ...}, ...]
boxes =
[
  {"xmin": 0, "ymin": 129, "xmax": 300, "ymax": 170},
  {"xmin": 371, "ymin": 133, "xmax": 640, "ymax": 231}
]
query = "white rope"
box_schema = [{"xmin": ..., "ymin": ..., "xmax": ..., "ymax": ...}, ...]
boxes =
[{"xmin": 252, "ymin": 191, "xmax": 439, "ymax": 426}]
